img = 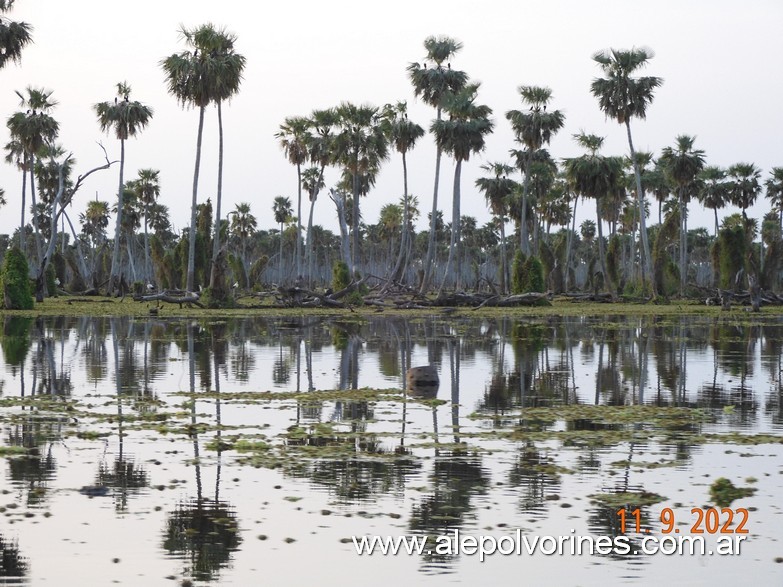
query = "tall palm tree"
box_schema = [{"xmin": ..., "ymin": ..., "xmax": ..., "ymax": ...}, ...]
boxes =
[
  {"xmin": 132, "ymin": 169, "xmax": 160, "ymax": 283},
  {"xmin": 206, "ymin": 28, "xmax": 245, "ymax": 292},
  {"xmin": 162, "ymin": 24, "xmax": 239, "ymax": 292},
  {"xmin": 563, "ymin": 133, "xmax": 624, "ymax": 296},
  {"xmin": 0, "ymin": 1, "xmax": 32, "ymax": 70},
  {"xmin": 505, "ymin": 86, "xmax": 565, "ymax": 256},
  {"xmin": 431, "ymin": 83, "xmax": 493, "ymax": 295},
  {"xmin": 591, "ymin": 47, "xmax": 662, "ymax": 295},
  {"xmin": 475, "ymin": 162, "xmax": 517, "ymax": 293},
  {"xmin": 333, "ymin": 102, "xmax": 389, "ymax": 276},
  {"xmin": 6, "ymin": 87, "xmax": 58, "ymax": 262},
  {"xmin": 303, "ymin": 108, "xmax": 337, "ymax": 286},
  {"xmin": 381, "ymin": 101, "xmax": 424, "ymax": 285},
  {"xmin": 764, "ymin": 167, "xmax": 783, "ymax": 233},
  {"xmin": 272, "ymin": 196, "xmax": 292, "ymax": 284},
  {"xmin": 408, "ymin": 35, "xmax": 468, "ymax": 293},
  {"xmin": 94, "ymin": 82, "xmax": 153, "ymax": 292},
  {"xmin": 659, "ymin": 135, "xmax": 705, "ymax": 296},
  {"xmin": 727, "ymin": 163, "xmax": 762, "ymax": 224},
  {"xmin": 697, "ymin": 166, "xmax": 728, "ymax": 236},
  {"xmin": 275, "ymin": 116, "xmax": 309, "ymax": 281},
  {"xmin": 229, "ymin": 202, "xmax": 257, "ymax": 287}
]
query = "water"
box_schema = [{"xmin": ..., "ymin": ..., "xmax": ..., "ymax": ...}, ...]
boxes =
[{"xmin": 0, "ymin": 314, "xmax": 781, "ymax": 586}]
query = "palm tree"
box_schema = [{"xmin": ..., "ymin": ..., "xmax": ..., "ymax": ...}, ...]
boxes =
[
  {"xmin": 275, "ymin": 116, "xmax": 309, "ymax": 281},
  {"xmin": 94, "ymin": 82, "xmax": 153, "ymax": 292},
  {"xmin": 591, "ymin": 47, "xmax": 662, "ymax": 295},
  {"xmin": 332, "ymin": 102, "xmax": 389, "ymax": 276},
  {"xmin": 162, "ymin": 24, "xmax": 240, "ymax": 292},
  {"xmin": 431, "ymin": 83, "xmax": 493, "ymax": 295},
  {"xmin": 505, "ymin": 86, "xmax": 565, "ymax": 256},
  {"xmin": 206, "ymin": 28, "xmax": 245, "ymax": 292},
  {"xmin": 727, "ymin": 163, "xmax": 762, "ymax": 224},
  {"xmin": 272, "ymin": 196, "xmax": 292, "ymax": 284},
  {"xmin": 303, "ymin": 108, "xmax": 337, "ymax": 286},
  {"xmin": 563, "ymin": 133, "xmax": 624, "ymax": 296},
  {"xmin": 697, "ymin": 166, "xmax": 728, "ymax": 236},
  {"xmin": 659, "ymin": 135, "xmax": 705, "ymax": 296},
  {"xmin": 132, "ymin": 169, "xmax": 161, "ymax": 283},
  {"xmin": 229, "ymin": 202, "xmax": 257, "ymax": 287},
  {"xmin": 381, "ymin": 101, "xmax": 424, "ymax": 285},
  {"xmin": 0, "ymin": 1, "xmax": 32, "ymax": 70},
  {"xmin": 476, "ymin": 162, "xmax": 517, "ymax": 293},
  {"xmin": 6, "ymin": 87, "xmax": 59, "ymax": 262},
  {"xmin": 764, "ymin": 167, "xmax": 783, "ymax": 232},
  {"xmin": 408, "ymin": 35, "xmax": 468, "ymax": 293}
]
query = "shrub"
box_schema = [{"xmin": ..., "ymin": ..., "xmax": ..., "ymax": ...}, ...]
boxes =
[
  {"xmin": 511, "ymin": 251, "xmax": 526, "ymax": 294},
  {"xmin": 1, "ymin": 248, "xmax": 34, "ymax": 310}
]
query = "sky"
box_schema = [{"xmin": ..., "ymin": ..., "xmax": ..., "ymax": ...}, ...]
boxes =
[{"xmin": 1, "ymin": 0, "xmax": 782, "ymax": 241}]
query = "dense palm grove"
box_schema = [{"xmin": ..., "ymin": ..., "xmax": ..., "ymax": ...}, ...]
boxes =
[{"xmin": 2, "ymin": 2, "xmax": 783, "ymax": 306}]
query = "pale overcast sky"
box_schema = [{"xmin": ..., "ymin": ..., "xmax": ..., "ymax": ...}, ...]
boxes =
[{"xmin": 1, "ymin": 0, "xmax": 782, "ymax": 240}]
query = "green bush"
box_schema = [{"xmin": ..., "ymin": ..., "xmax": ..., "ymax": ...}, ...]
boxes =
[
  {"xmin": 1, "ymin": 248, "xmax": 34, "ymax": 310},
  {"xmin": 332, "ymin": 260, "xmax": 351, "ymax": 292},
  {"xmin": 511, "ymin": 251, "xmax": 526, "ymax": 294},
  {"xmin": 45, "ymin": 264, "xmax": 57, "ymax": 297},
  {"xmin": 521, "ymin": 256, "xmax": 545, "ymax": 293}
]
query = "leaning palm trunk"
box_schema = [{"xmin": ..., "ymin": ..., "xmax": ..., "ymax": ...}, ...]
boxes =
[
  {"xmin": 186, "ymin": 105, "xmax": 206, "ymax": 292},
  {"xmin": 437, "ymin": 159, "xmax": 462, "ymax": 297},
  {"xmin": 388, "ymin": 152, "xmax": 411, "ymax": 287},
  {"xmin": 350, "ymin": 156, "xmax": 361, "ymax": 277},
  {"xmin": 420, "ymin": 107, "xmax": 443, "ymax": 294},
  {"xmin": 61, "ymin": 208, "xmax": 91, "ymax": 287},
  {"xmin": 626, "ymin": 121, "xmax": 654, "ymax": 297},
  {"xmin": 210, "ymin": 100, "xmax": 225, "ymax": 290}
]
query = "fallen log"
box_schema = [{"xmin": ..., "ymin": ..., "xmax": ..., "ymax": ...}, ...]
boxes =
[{"xmin": 135, "ymin": 291, "xmax": 204, "ymax": 308}]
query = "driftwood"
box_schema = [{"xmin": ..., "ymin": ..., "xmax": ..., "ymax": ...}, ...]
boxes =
[{"xmin": 134, "ymin": 290, "xmax": 204, "ymax": 308}]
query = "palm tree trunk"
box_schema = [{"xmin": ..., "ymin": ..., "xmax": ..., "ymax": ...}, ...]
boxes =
[
  {"xmin": 519, "ymin": 150, "xmax": 533, "ymax": 256},
  {"xmin": 499, "ymin": 218, "xmax": 507, "ymax": 293},
  {"xmin": 715, "ymin": 208, "xmax": 720, "ymax": 237},
  {"xmin": 596, "ymin": 205, "xmax": 612, "ymax": 296},
  {"xmin": 29, "ymin": 159, "xmax": 44, "ymax": 271},
  {"xmin": 679, "ymin": 187, "xmax": 687, "ymax": 297},
  {"xmin": 626, "ymin": 121, "xmax": 655, "ymax": 297},
  {"xmin": 144, "ymin": 213, "xmax": 150, "ymax": 284},
  {"xmin": 564, "ymin": 196, "xmax": 579, "ymax": 292},
  {"xmin": 351, "ymin": 156, "xmax": 360, "ymax": 277},
  {"xmin": 295, "ymin": 161, "xmax": 302, "ymax": 281},
  {"xmin": 389, "ymin": 151, "xmax": 410, "ymax": 285},
  {"xmin": 210, "ymin": 100, "xmax": 225, "ymax": 290},
  {"xmin": 279, "ymin": 223, "xmax": 284, "ymax": 284},
  {"xmin": 19, "ymin": 155, "xmax": 27, "ymax": 255},
  {"xmin": 109, "ymin": 139, "xmax": 126, "ymax": 291},
  {"xmin": 420, "ymin": 106, "xmax": 443, "ymax": 294},
  {"xmin": 187, "ymin": 105, "xmax": 206, "ymax": 292},
  {"xmin": 61, "ymin": 208, "xmax": 91, "ymax": 287},
  {"xmin": 437, "ymin": 159, "xmax": 462, "ymax": 297}
]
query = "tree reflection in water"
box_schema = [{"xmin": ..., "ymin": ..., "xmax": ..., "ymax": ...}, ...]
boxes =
[
  {"xmin": 162, "ymin": 322, "xmax": 241, "ymax": 583},
  {"xmin": 0, "ymin": 533, "xmax": 28, "ymax": 581}
]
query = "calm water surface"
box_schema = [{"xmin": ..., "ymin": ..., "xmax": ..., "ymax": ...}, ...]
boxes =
[{"xmin": 0, "ymin": 314, "xmax": 781, "ymax": 586}]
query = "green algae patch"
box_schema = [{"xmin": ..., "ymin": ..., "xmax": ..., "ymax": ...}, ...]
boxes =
[
  {"xmin": 709, "ymin": 477, "xmax": 757, "ymax": 507},
  {"xmin": 173, "ymin": 387, "xmax": 404, "ymax": 404},
  {"xmin": 0, "ymin": 446, "xmax": 28, "ymax": 457},
  {"xmin": 589, "ymin": 490, "xmax": 667, "ymax": 508}
]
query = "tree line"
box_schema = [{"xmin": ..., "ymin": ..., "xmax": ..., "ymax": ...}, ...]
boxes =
[{"xmin": 2, "ymin": 2, "xmax": 782, "ymax": 306}]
